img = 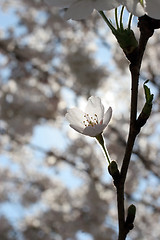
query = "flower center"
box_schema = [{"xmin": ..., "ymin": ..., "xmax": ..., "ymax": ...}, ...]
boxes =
[{"xmin": 83, "ymin": 113, "xmax": 99, "ymax": 127}]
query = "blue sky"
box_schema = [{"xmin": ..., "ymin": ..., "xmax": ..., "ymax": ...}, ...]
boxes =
[{"xmin": 0, "ymin": 7, "xmax": 17, "ymax": 27}]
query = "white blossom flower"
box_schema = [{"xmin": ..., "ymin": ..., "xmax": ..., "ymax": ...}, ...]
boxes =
[
  {"xmin": 65, "ymin": 96, "xmax": 112, "ymax": 137},
  {"xmin": 45, "ymin": 0, "xmax": 120, "ymax": 20},
  {"xmin": 144, "ymin": 0, "xmax": 160, "ymax": 19},
  {"xmin": 119, "ymin": 0, "xmax": 160, "ymax": 19}
]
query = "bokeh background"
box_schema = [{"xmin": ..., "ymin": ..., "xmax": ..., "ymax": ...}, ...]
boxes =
[{"xmin": 0, "ymin": 1, "xmax": 160, "ymax": 239}]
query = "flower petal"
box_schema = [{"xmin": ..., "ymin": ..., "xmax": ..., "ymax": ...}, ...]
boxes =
[
  {"xmin": 145, "ymin": 0, "xmax": 160, "ymax": 19},
  {"xmin": 64, "ymin": 0, "xmax": 93, "ymax": 20},
  {"xmin": 85, "ymin": 96, "xmax": 104, "ymax": 123},
  {"xmin": 65, "ymin": 107, "xmax": 85, "ymax": 129},
  {"xmin": 94, "ymin": 0, "xmax": 120, "ymax": 10},
  {"xmin": 66, "ymin": 96, "xmax": 112, "ymax": 137},
  {"xmin": 69, "ymin": 124, "xmax": 84, "ymax": 133},
  {"xmin": 83, "ymin": 124, "xmax": 106, "ymax": 137},
  {"xmin": 45, "ymin": 0, "xmax": 74, "ymax": 8},
  {"xmin": 65, "ymin": 108, "xmax": 85, "ymax": 133},
  {"xmin": 119, "ymin": 0, "xmax": 145, "ymax": 17},
  {"xmin": 103, "ymin": 107, "xmax": 112, "ymax": 126}
]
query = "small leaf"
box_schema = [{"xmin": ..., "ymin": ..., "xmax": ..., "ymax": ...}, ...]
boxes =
[
  {"xmin": 136, "ymin": 80, "xmax": 154, "ymax": 129},
  {"xmin": 143, "ymin": 80, "xmax": 154, "ymax": 104}
]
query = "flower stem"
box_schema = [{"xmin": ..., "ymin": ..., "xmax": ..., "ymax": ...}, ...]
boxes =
[
  {"xmin": 95, "ymin": 134, "xmax": 111, "ymax": 164},
  {"xmin": 98, "ymin": 11, "xmax": 116, "ymax": 34},
  {"xmin": 102, "ymin": 143, "xmax": 111, "ymax": 164},
  {"xmin": 128, "ymin": 13, "xmax": 133, "ymax": 30},
  {"xmin": 115, "ymin": 8, "xmax": 120, "ymax": 30},
  {"xmin": 120, "ymin": 6, "xmax": 124, "ymax": 30}
]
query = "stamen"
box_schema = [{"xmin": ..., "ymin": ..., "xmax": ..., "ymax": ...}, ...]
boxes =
[{"xmin": 83, "ymin": 112, "xmax": 99, "ymax": 127}]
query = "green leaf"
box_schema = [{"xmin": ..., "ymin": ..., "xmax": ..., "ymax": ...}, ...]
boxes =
[
  {"xmin": 136, "ymin": 80, "xmax": 154, "ymax": 128},
  {"xmin": 143, "ymin": 80, "xmax": 154, "ymax": 104}
]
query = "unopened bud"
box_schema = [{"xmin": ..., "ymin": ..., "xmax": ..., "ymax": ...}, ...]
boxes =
[
  {"xmin": 114, "ymin": 29, "xmax": 138, "ymax": 55},
  {"xmin": 125, "ymin": 204, "xmax": 136, "ymax": 230},
  {"xmin": 108, "ymin": 161, "xmax": 120, "ymax": 179}
]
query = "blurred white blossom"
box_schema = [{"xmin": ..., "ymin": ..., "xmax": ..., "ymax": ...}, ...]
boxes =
[
  {"xmin": 119, "ymin": 0, "xmax": 160, "ymax": 19},
  {"xmin": 45, "ymin": 0, "xmax": 120, "ymax": 20},
  {"xmin": 66, "ymin": 96, "xmax": 112, "ymax": 137},
  {"xmin": 144, "ymin": 0, "xmax": 160, "ymax": 19}
]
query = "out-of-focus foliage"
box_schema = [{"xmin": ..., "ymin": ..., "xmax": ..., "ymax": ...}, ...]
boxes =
[{"xmin": 0, "ymin": 1, "xmax": 160, "ymax": 240}]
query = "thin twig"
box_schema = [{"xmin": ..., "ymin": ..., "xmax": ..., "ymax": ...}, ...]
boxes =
[{"xmin": 116, "ymin": 16, "xmax": 155, "ymax": 240}]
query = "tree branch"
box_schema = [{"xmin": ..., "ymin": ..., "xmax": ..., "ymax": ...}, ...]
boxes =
[{"xmin": 116, "ymin": 15, "xmax": 158, "ymax": 240}]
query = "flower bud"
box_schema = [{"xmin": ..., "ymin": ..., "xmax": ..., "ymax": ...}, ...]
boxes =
[
  {"xmin": 108, "ymin": 160, "xmax": 120, "ymax": 179},
  {"xmin": 125, "ymin": 204, "xmax": 136, "ymax": 230},
  {"xmin": 114, "ymin": 29, "xmax": 138, "ymax": 55}
]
